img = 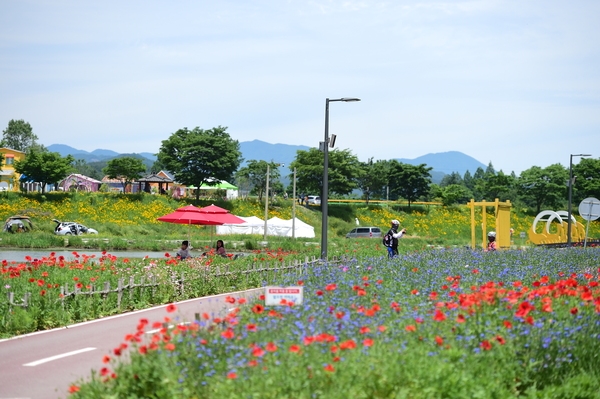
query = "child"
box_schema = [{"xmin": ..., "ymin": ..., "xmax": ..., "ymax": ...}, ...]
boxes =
[
  {"xmin": 486, "ymin": 232, "xmax": 497, "ymax": 251},
  {"xmin": 216, "ymin": 240, "xmax": 227, "ymax": 258},
  {"xmin": 177, "ymin": 240, "xmax": 191, "ymax": 260}
]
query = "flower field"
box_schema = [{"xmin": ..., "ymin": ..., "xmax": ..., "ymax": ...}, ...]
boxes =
[
  {"xmin": 70, "ymin": 248, "xmax": 600, "ymax": 398},
  {"xmin": 0, "ymin": 248, "xmax": 300, "ymax": 337}
]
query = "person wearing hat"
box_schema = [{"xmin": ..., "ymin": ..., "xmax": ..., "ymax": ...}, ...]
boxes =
[
  {"xmin": 486, "ymin": 232, "xmax": 497, "ymax": 251},
  {"xmin": 384, "ymin": 219, "xmax": 406, "ymax": 258},
  {"xmin": 177, "ymin": 240, "xmax": 192, "ymax": 260}
]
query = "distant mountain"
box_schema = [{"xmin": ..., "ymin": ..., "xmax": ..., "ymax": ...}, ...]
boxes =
[
  {"xmin": 47, "ymin": 142, "xmax": 487, "ymax": 186},
  {"xmin": 90, "ymin": 149, "xmax": 119, "ymax": 157},
  {"xmin": 239, "ymin": 140, "xmax": 311, "ymax": 167},
  {"xmin": 396, "ymin": 151, "xmax": 487, "ymax": 177}
]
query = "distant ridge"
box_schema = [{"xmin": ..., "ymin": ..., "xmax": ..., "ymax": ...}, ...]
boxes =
[
  {"xmin": 46, "ymin": 142, "xmax": 488, "ymax": 184},
  {"xmin": 396, "ymin": 151, "xmax": 487, "ymax": 177}
]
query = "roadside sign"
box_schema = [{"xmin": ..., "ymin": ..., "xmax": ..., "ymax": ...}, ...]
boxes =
[
  {"xmin": 265, "ymin": 286, "xmax": 303, "ymax": 306},
  {"xmin": 579, "ymin": 197, "xmax": 600, "ymax": 221}
]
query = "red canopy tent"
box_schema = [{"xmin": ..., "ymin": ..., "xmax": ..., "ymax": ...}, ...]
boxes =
[{"xmin": 157, "ymin": 204, "xmax": 244, "ymax": 243}]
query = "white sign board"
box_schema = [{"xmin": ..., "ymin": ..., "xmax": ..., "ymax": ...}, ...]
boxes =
[
  {"xmin": 265, "ymin": 286, "xmax": 304, "ymax": 306},
  {"xmin": 579, "ymin": 197, "xmax": 600, "ymax": 221}
]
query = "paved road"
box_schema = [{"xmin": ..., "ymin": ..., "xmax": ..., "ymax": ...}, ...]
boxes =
[{"xmin": 0, "ymin": 288, "xmax": 263, "ymax": 399}]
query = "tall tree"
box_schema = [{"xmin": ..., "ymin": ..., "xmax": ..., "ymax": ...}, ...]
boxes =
[
  {"xmin": 158, "ymin": 126, "xmax": 242, "ymax": 203},
  {"xmin": 389, "ymin": 162, "xmax": 432, "ymax": 207},
  {"xmin": 482, "ymin": 171, "xmax": 515, "ymax": 201},
  {"xmin": 441, "ymin": 184, "xmax": 473, "ymax": 206},
  {"xmin": 72, "ymin": 159, "xmax": 102, "ymax": 180},
  {"xmin": 517, "ymin": 164, "xmax": 567, "ymax": 214},
  {"xmin": 14, "ymin": 149, "xmax": 74, "ymax": 194},
  {"xmin": 289, "ymin": 148, "xmax": 363, "ymax": 197},
  {"xmin": 1, "ymin": 120, "xmax": 39, "ymax": 152},
  {"xmin": 235, "ymin": 160, "xmax": 281, "ymax": 201},
  {"xmin": 572, "ymin": 157, "xmax": 600, "ymax": 203},
  {"xmin": 440, "ymin": 172, "xmax": 464, "ymax": 188},
  {"xmin": 357, "ymin": 158, "xmax": 380, "ymax": 205},
  {"xmin": 103, "ymin": 156, "xmax": 147, "ymax": 191}
]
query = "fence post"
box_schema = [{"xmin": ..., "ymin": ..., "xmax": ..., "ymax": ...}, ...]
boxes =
[
  {"xmin": 23, "ymin": 292, "xmax": 30, "ymax": 308},
  {"xmin": 180, "ymin": 271, "xmax": 185, "ymax": 297},
  {"xmin": 117, "ymin": 278, "xmax": 123, "ymax": 308},
  {"xmin": 129, "ymin": 276, "xmax": 135, "ymax": 301}
]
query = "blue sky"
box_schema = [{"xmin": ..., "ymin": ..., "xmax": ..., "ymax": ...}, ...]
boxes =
[{"xmin": 1, "ymin": 0, "xmax": 599, "ymax": 174}]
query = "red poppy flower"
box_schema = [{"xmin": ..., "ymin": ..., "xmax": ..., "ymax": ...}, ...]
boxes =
[
  {"xmin": 238, "ymin": 298, "xmax": 247, "ymax": 305},
  {"xmin": 316, "ymin": 290, "xmax": 324, "ymax": 296},
  {"xmin": 265, "ymin": 342, "xmax": 278, "ymax": 352},
  {"xmin": 40, "ymin": 290, "xmax": 46, "ymax": 296},
  {"xmin": 363, "ymin": 338, "xmax": 374, "ymax": 347},
  {"xmin": 166, "ymin": 304, "xmax": 177, "ymax": 313},
  {"xmin": 495, "ymin": 335, "xmax": 506, "ymax": 345},
  {"xmin": 480, "ymin": 340, "xmax": 492, "ymax": 351},
  {"xmin": 405, "ymin": 325, "xmax": 416, "ymax": 332},
  {"xmin": 456, "ymin": 314, "xmax": 466, "ymax": 323},
  {"xmin": 221, "ymin": 329, "xmax": 235, "ymax": 339},
  {"xmin": 138, "ymin": 346, "xmax": 148, "ymax": 354},
  {"xmin": 297, "ymin": 280, "xmax": 304, "ymax": 285},
  {"xmin": 248, "ymin": 360, "xmax": 258, "ymax": 367},
  {"xmin": 289, "ymin": 345, "xmax": 301, "ymax": 353},
  {"xmin": 503, "ymin": 320, "xmax": 513, "ymax": 329},
  {"xmin": 433, "ymin": 310, "xmax": 446, "ymax": 322},
  {"xmin": 435, "ymin": 336, "xmax": 444, "ymax": 346},
  {"xmin": 246, "ymin": 324, "xmax": 257, "ymax": 332},
  {"xmin": 252, "ymin": 347, "xmax": 265, "ymax": 357},
  {"xmin": 68, "ymin": 385, "xmax": 80, "ymax": 393},
  {"xmin": 165, "ymin": 343, "xmax": 175, "ymax": 351},
  {"xmin": 102, "ymin": 355, "xmax": 111, "ymax": 364},
  {"xmin": 570, "ymin": 307, "xmax": 578, "ymax": 315},
  {"xmin": 324, "ymin": 364, "xmax": 335, "ymax": 372},
  {"xmin": 227, "ymin": 372, "xmax": 237, "ymax": 379},
  {"xmin": 339, "ymin": 339, "xmax": 357, "ymax": 350},
  {"xmin": 378, "ymin": 325, "xmax": 387, "ymax": 332},
  {"xmin": 359, "ymin": 326, "xmax": 370, "ymax": 334},
  {"xmin": 325, "ymin": 283, "xmax": 337, "ymax": 291},
  {"xmin": 252, "ymin": 304, "xmax": 264, "ymax": 314},
  {"xmin": 411, "ymin": 289, "xmax": 419, "ymax": 295},
  {"xmin": 225, "ymin": 296, "xmax": 236, "ymax": 304}
]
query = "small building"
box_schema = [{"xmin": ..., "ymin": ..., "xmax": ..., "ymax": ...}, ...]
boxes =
[
  {"xmin": 60, "ymin": 174, "xmax": 102, "ymax": 192},
  {"xmin": 137, "ymin": 173, "xmax": 173, "ymax": 194},
  {"xmin": 0, "ymin": 147, "xmax": 25, "ymax": 192}
]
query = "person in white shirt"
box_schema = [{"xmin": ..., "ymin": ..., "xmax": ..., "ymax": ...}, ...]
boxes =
[
  {"xmin": 384, "ymin": 219, "xmax": 406, "ymax": 258},
  {"xmin": 177, "ymin": 240, "xmax": 191, "ymax": 260}
]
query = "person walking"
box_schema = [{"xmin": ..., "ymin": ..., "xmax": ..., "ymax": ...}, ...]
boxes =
[{"xmin": 383, "ymin": 219, "xmax": 406, "ymax": 258}]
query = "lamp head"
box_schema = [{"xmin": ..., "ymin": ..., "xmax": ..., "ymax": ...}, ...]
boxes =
[{"xmin": 340, "ymin": 97, "xmax": 361, "ymax": 102}]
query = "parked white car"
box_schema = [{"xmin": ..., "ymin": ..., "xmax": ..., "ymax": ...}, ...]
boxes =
[
  {"xmin": 307, "ymin": 195, "xmax": 321, "ymax": 205},
  {"xmin": 53, "ymin": 219, "xmax": 98, "ymax": 235}
]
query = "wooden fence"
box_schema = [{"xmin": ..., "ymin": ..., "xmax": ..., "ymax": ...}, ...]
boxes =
[{"xmin": 6, "ymin": 255, "xmax": 344, "ymax": 311}]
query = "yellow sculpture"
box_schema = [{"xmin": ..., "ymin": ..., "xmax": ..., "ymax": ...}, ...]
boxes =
[
  {"xmin": 467, "ymin": 199, "xmax": 512, "ymax": 250},
  {"xmin": 528, "ymin": 210, "xmax": 586, "ymax": 245}
]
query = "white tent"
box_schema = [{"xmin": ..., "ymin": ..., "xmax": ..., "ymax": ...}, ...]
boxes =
[
  {"xmin": 216, "ymin": 216, "xmax": 264, "ymax": 235},
  {"xmin": 267, "ymin": 217, "xmax": 315, "ymax": 238},
  {"xmin": 216, "ymin": 216, "xmax": 315, "ymax": 238}
]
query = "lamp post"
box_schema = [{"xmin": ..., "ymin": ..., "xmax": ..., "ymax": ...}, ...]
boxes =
[
  {"xmin": 292, "ymin": 167, "xmax": 296, "ymax": 239},
  {"xmin": 263, "ymin": 163, "xmax": 284, "ymax": 240},
  {"xmin": 567, "ymin": 153, "xmax": 591, "ymax": 246},
  {"xmin": 321, "ymin": 97, "xmax": 360, "ymax": 260},
  {"xmin": 263, "ymin": 164, "xmax": 270, "ymax": 240}
]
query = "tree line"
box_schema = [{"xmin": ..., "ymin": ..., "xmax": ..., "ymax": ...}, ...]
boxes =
[{"xmin": 2, "ymin": 119, "xmax": 599, "ymax": 212}]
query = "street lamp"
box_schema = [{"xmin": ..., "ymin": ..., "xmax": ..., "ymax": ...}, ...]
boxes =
[
  {"xmin": 263, "ymin": 163, "xmax": 284, "ymax": 240},
  {"xmin": 321, "ymin": 97, "xmax": 360, "ymax": 260},
  {"xmin": 567, "ymin": 153, "xmax": 591, "ymax": 246}
]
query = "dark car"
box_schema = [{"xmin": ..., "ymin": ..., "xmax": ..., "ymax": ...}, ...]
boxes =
[{"xmin": 345, "ymin": 227, "xmax": 382, "ymax": 238}]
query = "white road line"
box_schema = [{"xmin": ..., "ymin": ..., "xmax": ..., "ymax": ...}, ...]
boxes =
[{"xmin": 23, "ymin": 347, "xmax": 96, "ymax": 367}]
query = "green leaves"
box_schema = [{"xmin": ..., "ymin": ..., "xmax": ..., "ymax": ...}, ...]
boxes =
[
  {"xmin": 103, "ymin": 157, "xmax": 147, "ymax": 190},
  {"xmin": 1, "ymin": 119, "xmax": 38, "ymax": 152},
  {"xmin": 14, "ymin": 149, "xmax": 74, "ymax": 194},
  {"xmin": 158, "ymin": 126, "xmax": 242, "ymax": 202}
]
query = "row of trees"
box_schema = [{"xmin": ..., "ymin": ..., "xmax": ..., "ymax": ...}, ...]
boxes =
[
  {"xmin": 3, "ymin": 119, "xmax": 600, "ymax": 212},
  {"xmin": 1, "ymin": 119, "xmax": 150, "ymax": 193}
]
